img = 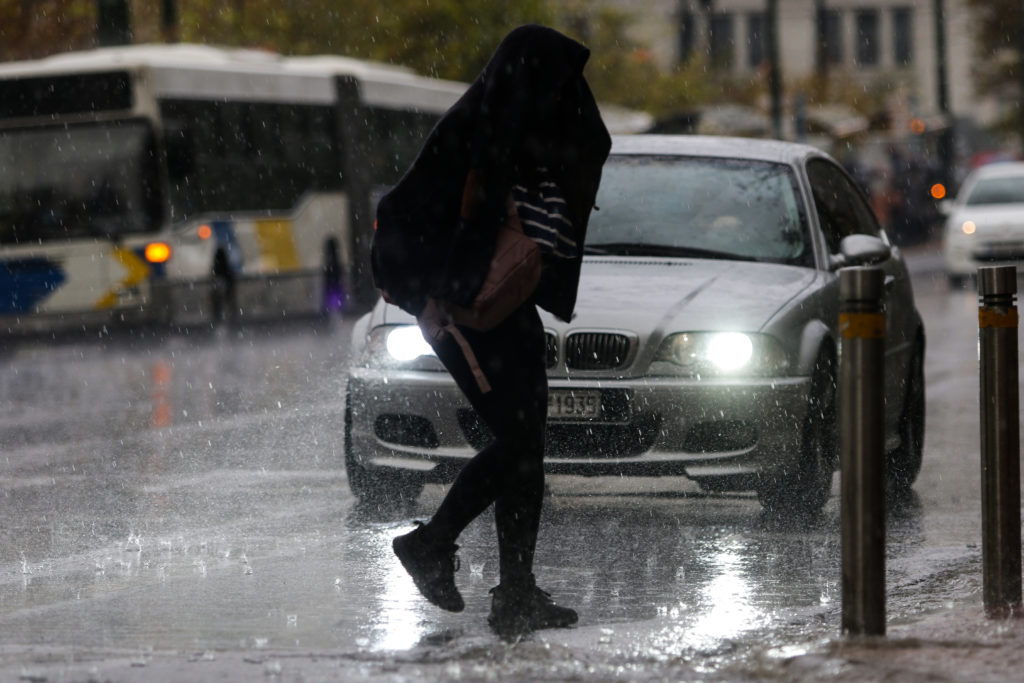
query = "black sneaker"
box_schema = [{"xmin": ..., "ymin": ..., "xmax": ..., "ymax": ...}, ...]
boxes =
[
  {"xmin": 392, "ymin": 522, "xmax": 464, "ymax": 612},
  {"xmin": 488, "ymin": 576, "xmax": 578, "ymax": 636}
]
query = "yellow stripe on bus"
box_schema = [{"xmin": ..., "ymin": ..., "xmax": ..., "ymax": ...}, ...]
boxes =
[
  {"xmin": 94, "ymin": 247, "xmax": 151, "ymax": 309},
  {"xmin": 255, "ymin": 219, "xmax": 301, "ymax": 271}
]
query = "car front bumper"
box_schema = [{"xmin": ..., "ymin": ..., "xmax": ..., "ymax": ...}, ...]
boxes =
[
  {"xmin": 944, "ymin": 232, "xmax": 1024, "ymax": 278},
  {"xmin": 346, "ymin": 366, "xmax": 813, "ymax": 485}
]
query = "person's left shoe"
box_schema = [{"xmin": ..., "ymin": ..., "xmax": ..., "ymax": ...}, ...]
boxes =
[{"xmin": 487, "ymin": 575, "xmax": 578, "ymax": 636}]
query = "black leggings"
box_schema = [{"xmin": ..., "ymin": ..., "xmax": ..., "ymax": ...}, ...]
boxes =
[{"xmin": 424, "ymin": 301, "xmax": 548, "ymax": 587}]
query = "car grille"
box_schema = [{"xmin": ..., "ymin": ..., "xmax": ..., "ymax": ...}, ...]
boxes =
[
  {"xmin": 565, "ymin": 332, "xmax": 631, "ymax": 370},
  {"xmin": 545, "ymin": 332, "xmax": 558, "ymax": 368}
]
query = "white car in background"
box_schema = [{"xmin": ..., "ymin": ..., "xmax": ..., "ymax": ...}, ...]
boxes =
[{"xmin": 943, "ymin": 161, "xmax": 1024, "ymax": 287}]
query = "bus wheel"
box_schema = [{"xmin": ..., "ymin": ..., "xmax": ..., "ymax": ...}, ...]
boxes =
[
  {"xmin": 210, "ymin": 250, "xmax": 236, "ymax": 323},
  {"xmin": 322, "ymin": 238, "xmax": 344, "ymax": 314}
]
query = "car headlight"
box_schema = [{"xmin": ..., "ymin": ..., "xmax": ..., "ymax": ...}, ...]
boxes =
[
  {"xmin": 651, "ymin": 332, "xmax": 789, "ymax": 377},
  {"xmin": 944, "ymin": 214, "xmax": 975, "ymax": 239},
  {"xmin": 360, "ymin": 325, "xmax": 445, "ymax": 370}
]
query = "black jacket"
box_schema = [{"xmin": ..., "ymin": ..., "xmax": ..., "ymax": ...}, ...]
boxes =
[{"xmin": 372, "ymin": 24, "xmax": 611, "ymax": 321}]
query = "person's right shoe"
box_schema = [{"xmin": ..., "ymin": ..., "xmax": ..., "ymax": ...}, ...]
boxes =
[
  {"xmin": 392, "ymin": 522, "xmax": 464, "ymax": 612},
  {"xmin": 487, "ymin": 576, "xmax": 578, "ymax": 636}
]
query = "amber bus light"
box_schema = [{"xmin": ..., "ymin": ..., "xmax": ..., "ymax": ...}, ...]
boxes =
[{"xmin": 145, "ymin": 242, "xmax": 173, "ymax": 264}]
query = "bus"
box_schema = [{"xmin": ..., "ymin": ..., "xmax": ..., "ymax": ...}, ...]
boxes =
[{"xmin": 0, "ymin": 44, "xmax": 466, "ymax": 332}]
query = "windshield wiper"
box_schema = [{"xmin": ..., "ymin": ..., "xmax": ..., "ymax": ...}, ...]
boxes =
[{"xmin": 583, "ymin": 242, "xmax": 751, "ymax": 261}]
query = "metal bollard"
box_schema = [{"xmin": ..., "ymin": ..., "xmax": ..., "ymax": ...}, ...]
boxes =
[
  {"xmin": 839, "ymin": 266, "xmax": 887, "ymax": 636},
  {"xmin": 978, "ymin": 265, "xmax": 1022, "ymax": 617}
]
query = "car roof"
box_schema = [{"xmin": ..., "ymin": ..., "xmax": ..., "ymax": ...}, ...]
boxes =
[{"xmin": 610, "ymin": 134, "xmax": 825, "ymax": 165}]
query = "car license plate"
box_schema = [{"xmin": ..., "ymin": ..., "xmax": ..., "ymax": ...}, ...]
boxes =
[{"xmin": 548, "ymin": 390, "xmax": 601, "ymax": 419}]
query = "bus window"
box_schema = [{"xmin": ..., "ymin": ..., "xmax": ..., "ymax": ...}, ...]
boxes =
[
  {"xmin": 160, "ymin": 100, "xmax": 341, "ymax": 221},
  {"xmin": 0, "ymin": 120, "xmax": 161, "ymax": 244},
  {"xmin": 363, "ymin": 108, "xmax": 438, "ymax": 185}
]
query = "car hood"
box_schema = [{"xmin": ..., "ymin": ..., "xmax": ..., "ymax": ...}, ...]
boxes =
[
  {"xmin": 560, "ymin": 257, "xmax": 819, "ymax": 333},
  {"xmin": 378, "ymin": 257, "xmax": 820, "ymax": 334}
]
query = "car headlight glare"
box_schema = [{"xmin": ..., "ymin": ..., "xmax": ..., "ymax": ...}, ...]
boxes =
[
  {"xmin": 653, "ymin": 332, "xmax": 787, "ymax": 377},
  {"xmin": 386, "ymin": 325, "xmax": 434, "ymax": 361},
  {"xmin": 705, "ymin": 332, "xmax": 754, "ymax": 370},
  {"xmin": 359, "ymin": 325, "xmax": 443, "ymax": 370}
]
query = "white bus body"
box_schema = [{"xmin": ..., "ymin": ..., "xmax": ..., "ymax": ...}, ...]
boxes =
[{"xmin": 0, "ymin": 44, "xmax": 465, "ymax": 332}]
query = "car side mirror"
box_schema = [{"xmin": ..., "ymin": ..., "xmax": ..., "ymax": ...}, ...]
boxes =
[
  {"xmin": 830, "ymin": 234, "xmax": 892, "ymax": 269},
  {"xmin": 938, "ymin": 198, "xmax": 955, "ymax": 216}
]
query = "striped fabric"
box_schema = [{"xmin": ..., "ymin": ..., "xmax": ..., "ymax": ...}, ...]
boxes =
[{"xmin": 512, "ymin": 167, "xmax": 576, "ymax": 259}]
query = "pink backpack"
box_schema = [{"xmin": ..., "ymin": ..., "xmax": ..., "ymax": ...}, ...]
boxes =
[{"xmin": 417, "ymin": 200, "xmax": 541, "ymax": 393}]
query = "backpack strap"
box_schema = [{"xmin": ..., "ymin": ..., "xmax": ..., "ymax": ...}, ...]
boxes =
[{"xmin": 417, "ymin": 298, "xmax": 492, "ymax": 394}]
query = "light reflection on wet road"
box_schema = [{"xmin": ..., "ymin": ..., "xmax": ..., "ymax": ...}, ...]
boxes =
[{"xmin": 0, "ymin": 258, "xmax": 997, "ymax": 680}]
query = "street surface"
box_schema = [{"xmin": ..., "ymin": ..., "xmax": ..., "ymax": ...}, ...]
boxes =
[{"xmin": 0, "ymin": 243, "xmax": 1019, "ymax": 682}]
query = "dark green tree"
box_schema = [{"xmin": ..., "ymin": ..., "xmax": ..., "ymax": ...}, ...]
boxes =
[
  {"xmin": 172, "ymin": 0, "xmax": 553, "ymax": 82},
  {"xmin": 965, "ymin": 0, "xmax": 1024, "ymax": 136},
  {"xmin": 0, "ymin": 0, "xmax": 718, "ymax": 120},
  {"xmin": 0, "ymin": 0, "xmax": 95, "ymax": 60}
]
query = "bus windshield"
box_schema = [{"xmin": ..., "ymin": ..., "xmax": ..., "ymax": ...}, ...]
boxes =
[{"xmin": 0, "ymin": 121, "xmax": 161, "ymax": 245}]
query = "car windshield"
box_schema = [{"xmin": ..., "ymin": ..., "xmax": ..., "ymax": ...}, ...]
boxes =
[
  {"xmin": 586, "ymin": 155, "xmax": 810, "ymax": 265},
  {"xmin": 0, "ymin": 120, "xmax": 162, "ymax": 245},
  {"xmin": 964, "ymin": 175, "xmax": 1024, "ymax": 206}
]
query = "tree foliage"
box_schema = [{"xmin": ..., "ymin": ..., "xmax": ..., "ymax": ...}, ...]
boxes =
[
  {"xmin": 170, "ymin": 0, "xmax": 556, "ymax": 83},
  {"xmin": 0, "ymin": 0, "xmax": 95, "ymax": 60},
  {"xmin": 0, "ymin": 0, "xmax": 721, "ymax": 120},
  {"xmin": 965, "ymin": 0, "xmax": 1023, "ymax": 133}
]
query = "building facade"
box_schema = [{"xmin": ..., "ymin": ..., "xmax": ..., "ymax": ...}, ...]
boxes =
[{"xmin": 600, "ymin": 0, "xmax": 985, "ymax": 132}]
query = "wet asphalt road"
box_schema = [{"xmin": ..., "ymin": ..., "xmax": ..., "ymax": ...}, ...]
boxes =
[{"xmin": 0, "ymin": 247, "xmax": 999, "ymax": 681}]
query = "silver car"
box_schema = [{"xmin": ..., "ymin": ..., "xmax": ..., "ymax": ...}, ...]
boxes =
[{"xmin": 345, "ymin": 135, "xmax": 925, "ymax": 515}]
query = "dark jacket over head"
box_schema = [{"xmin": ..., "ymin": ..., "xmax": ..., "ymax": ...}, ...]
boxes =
[{"xmin": 372, "ymin": 24, "xmax": 611, "ymax": 321}]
